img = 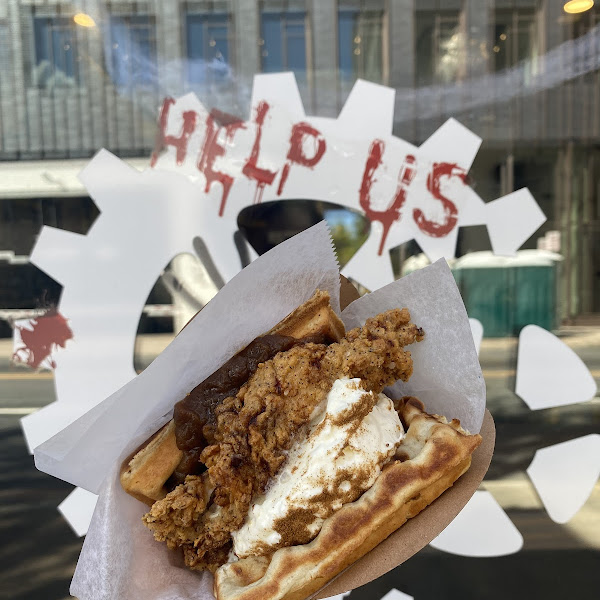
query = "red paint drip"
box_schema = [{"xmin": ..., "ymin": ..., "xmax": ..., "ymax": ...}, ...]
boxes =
[
  {"xmin": 13, "ymin": 311, "xmax": 73, "ymax": 370},
  {"xmin": 151, "ymin": 98, "xmax": 198, "ymax": 167},
  {"xmin": 210, "ymin": 108, "xmax": 244, "ymax": 128},
  {"xmin": 242, "ymin": 101, "xmax": 278, "ymax": 203},
  {"xmin": 359, "ymin": 140, "xmax": 416, "ymax": 255},
  {"xmin": 413, "ymin": 162, "xmax": 467, "ymax": 238},
  {"xmin": 198, "ymin": 110, "xmax": 246, "ymax": 217},
  {"xmin": 277, "ymin": 122, "xmax": 327, "ymax": 196},
  {"xmin": 278, "ymin": 163, "xmax": 292, "ymax": 196}
]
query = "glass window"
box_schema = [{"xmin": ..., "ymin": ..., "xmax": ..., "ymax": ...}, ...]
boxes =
[
  {"xmin": 571, "ymin": 5, "xmax": 600, "ymax": 38},
  {"xmin": 338, "ymin": 10, "xmax": 384, "ymax": 83},
  {"xmin": 186, "ymin": 13, "xmax": 232, "ymax": 84},
  {"xmin": 2, "ymin": 2, "xmax": 600, "ymax": 599},
  {"xmin": 32, "ymin": 16, "xmax": 78, "ymax": 88},
  {"xmin": 493, "ymin": 9, "xmax": 538, "ymax": 72},
  {"xmin": 569, "ymin": 7, "xmax": 600, "ymax": 83},
  {"xmin": 108, "ymin": 15, "xmax": 157, "ymax": 88},
  {"xmin": 415, "ymin": 11, "xmax": 462, "ymax": 86},
  {"xmin": 261, "ymin": 11, "xmax": 307, "ymax": 80},
  {"xmin": 0, "ymin": 22, "xmax": 12, "ymax": 89}
]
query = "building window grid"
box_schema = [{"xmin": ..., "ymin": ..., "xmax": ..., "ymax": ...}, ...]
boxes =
[
  {"xmin": 567, "ymin": 9, "xmax": 600, "ymax": 133},
  {"xmin": 184, "ymin": 10, "xmax": 233, "ymax": 85},
  {"xmin": 108, "ymin": 14, "xmax": 158, "ymax": 89},
  {"xmin": 260, "ymin": 11, "xmax": 308, "ymax": 76},
  {"xmin": 434, "ymin": 13, "xmax": 462, "ymax": 82},
  {"xmin": 0, "ymin": 22, "xmax": 12, "ymax": 92},
  {"xmin": 415, "ymin": 10, "xmax": 462, "ymax": 86},
  {"xmin": 338, "ymin": 9, "xmax": 385, "ymax": 83},
  {"xmin": 571, "ymin": 8, "xmax": 600, "ymax": 38},
  {"xmin": 570, "ymin": 10, "xmax": 600, "ymax": 78},
  {"xmin": 32, "ymin": 15, "xmax": 80, "ymax": 88},
  {"xmin": 492, "ymin": 9, "xmax": 538, "ymax": 73}
]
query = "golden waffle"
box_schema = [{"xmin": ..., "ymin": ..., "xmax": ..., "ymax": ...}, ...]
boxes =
[
  {"xmin": 120, "ymin": 420, "xmax": 182, "ymax": 504},
  {"xmin": 213, "ymin": 397, "xmax": 482, "ymax": 600},
  {"xmin": 120, "ymin": 290, "xmax": 345, "ymax": 504}
]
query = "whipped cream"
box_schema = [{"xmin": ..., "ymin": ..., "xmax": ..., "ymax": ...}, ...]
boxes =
[{"xmin": 231, "ymin": 378, "xmax": 404, "ymax": 558}]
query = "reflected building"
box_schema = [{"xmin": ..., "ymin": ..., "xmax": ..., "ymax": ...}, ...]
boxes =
[{"xmin": 1, "ymin": 0, "xmax": 599, "ymax": 330}]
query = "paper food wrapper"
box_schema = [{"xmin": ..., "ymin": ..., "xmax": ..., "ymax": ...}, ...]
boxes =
[{"xmin": 34, "ymin": 221, "xmax": 492, "ymax": 600}]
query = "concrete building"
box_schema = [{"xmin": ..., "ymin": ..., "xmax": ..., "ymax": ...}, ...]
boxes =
[{"xmin": 1, "ymin": 0, "xmax": 599, "ymax": 325}]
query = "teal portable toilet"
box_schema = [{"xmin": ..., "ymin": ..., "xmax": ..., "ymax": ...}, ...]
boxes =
[
  {"xmin": 452, "ymin": 251, "xmax": 562, "ymax": 337},
  {"xmin": 511, "ymin": 252, "xmax": 560, "ymax": 333}
]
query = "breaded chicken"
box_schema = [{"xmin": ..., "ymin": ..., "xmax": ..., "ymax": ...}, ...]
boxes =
[{"xmin": 143, "ymin": 308, "xmax": 423, "ymax": 570}]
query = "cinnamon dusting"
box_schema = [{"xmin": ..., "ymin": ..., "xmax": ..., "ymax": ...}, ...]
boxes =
[{"xmin": 269, "ymin": 466, "xmax": 376, "ymax": 552}]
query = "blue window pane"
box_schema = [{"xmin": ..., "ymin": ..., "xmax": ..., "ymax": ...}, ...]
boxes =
[
  {"xmin": 110, "ymin": 19, "xmax": 130, "ymax": 86},
  {"xmin": 261, "ymin": 12, "xmax": 305, "ymax": 75},
  {"xmin": 285, "ymin": 18, "xmax": 306, "ymax": 75},
  {"xmin": 338, "ymin": 11, "xmax": 356, "ymax": 80},
  {"xmin": 187, "ymin": 16, "xmax": 204, "ymax": 57},
  {"xmin": 186, "ymin": 14, "xmax": 230, "ymax": 83},
  {"xmin": 286, "ymin": 34, "xmax": 306, "ymax": 72},
  {"xmin": 33, "ymin": 17, "xmax": 77, "ymax": 86},
  {"xmin": 110, "ymin": 16, "xmax": 156, "ymax": 88},
  {"xmin": 133, "ymin": 19, "xmax": 156, "ymax": 85},
  {"xmin": 207, "ymin": 25, "xmax": 229, "ymax": 61},
  {"xmin": 53, "ymin": 27, "xmax": 74, "ymax": 78},
  {"xmin": 33, "ymin": 18, "xmax": 50, "ymax": 65},
  {"xmin": 262, "ymin": 13, "xmax": 283, "ymax": 72},
  {"xmin": 286, "ymin": 23, "xmax": 305, "ymax": 37},
  {"xmin": 134, "ymin": 24, "xmax": 153, "ymax": 64}
]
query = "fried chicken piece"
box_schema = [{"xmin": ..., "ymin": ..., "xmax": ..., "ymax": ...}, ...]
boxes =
[
  {"xmin": 143, "ymin": 309, "xmax": 423, "ymax": 570},
  {"xmin": 183, "ymin": 541, "xmax": 233, "ymax": 573},
  {"xmin": 143, "ymin": 473, "xmax": 213, "ymax": 548}
]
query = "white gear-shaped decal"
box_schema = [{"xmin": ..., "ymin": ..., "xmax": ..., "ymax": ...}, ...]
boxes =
[
  {"xmin": 145, "ymin": 73, "xmax": 546, "ymax": 293},
  {"xmin": 19, "ymin": 73, "xmax": 598, "ymax": 563}
]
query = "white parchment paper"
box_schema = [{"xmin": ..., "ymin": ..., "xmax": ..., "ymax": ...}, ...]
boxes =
[
  {"xmin": 342, "ymin": 258, "xmax": 485, "ymax": 435},
  {"xmin": 33, "ymin": 222, "xmax": 485, "ymax": 600}
]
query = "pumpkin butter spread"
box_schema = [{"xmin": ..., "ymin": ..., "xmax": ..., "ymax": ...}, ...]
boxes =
[{"xmin": 142, "ymin": 309, "xmax": 423, "ymax": 571}]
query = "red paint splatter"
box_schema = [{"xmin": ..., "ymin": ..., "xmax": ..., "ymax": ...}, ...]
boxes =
[
  {"xmin": 150, "ymin": 98, "xmax": 198, "ymax": 167},
  {"xmin": 198, "ymin": 110, "xmax": 246, "ymax": 217},
  {"xmin": 242, "ymin": 101, "xmax": 278, "ymax": 204},
  {"xmin": 13, "ymin": 311, "xmax": 73, "ymax": 370},
  {"xmin": 359, "ymin": 140, "xmax": 417, "ymax": 255},
  {"xmin": 413, "ymin": 162, "xmax": 467, "ymax": 238},
  {"xmin": 277, "ymin": 122, "xmax": 327, "ymax": 196}
]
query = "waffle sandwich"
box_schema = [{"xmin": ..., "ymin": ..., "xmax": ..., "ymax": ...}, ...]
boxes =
[{"xmin": 119, "ymin": 290, "xmax": 482, "ymax": 600}]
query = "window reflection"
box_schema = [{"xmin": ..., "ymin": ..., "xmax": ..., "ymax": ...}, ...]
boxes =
[
  {"xmin": 33, "ymin": 16, "xmax": 78, "ymax": 88},
  {"xmin": 569, "ymin": 5, "xmax": 600, "ymax": 84},
  {"xmin": 493, "ymin": 7, "xmax": 538, "ymax": 81},
  {"xmin": 260, "ymin": 10, "xmax": 307, "ymax": 81},
  {"xmin": 415, "ymin": 9, "xmax": 462, "ymax": 86},
  {"xmin": 571, "ymin": 3, "xmax": 600, "ymax": 38},
  {"xmin": 108, "ymin": 15, "xmax": 157, "ymax": 88},
  {"xmin": 186, "ymin": 13, "xmax": 232, "ymax": 85},
  {"xmin": 338, "ymin": 8, "xmax": 384, "ymax": 83}
]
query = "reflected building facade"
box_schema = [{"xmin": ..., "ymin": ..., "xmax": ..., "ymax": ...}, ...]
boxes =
[{"xmin": 1, "ymin": 0, "xmax": 599, "ymax": 325}]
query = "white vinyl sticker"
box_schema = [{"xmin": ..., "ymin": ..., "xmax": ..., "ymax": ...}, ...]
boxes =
[
  {"xmin": 430, "ymin": 490, "xmax": 523, "ymax": 557},
  {"xmin": 527, "ymin": 435, "xmax": 600, "ymax": 524},
  {"xmin": 380, "ymin": 589, "xmax": 414, "ymax": 600},
  {"xmin": 469, "ymin": 318, "xmax": 483, "ymax": 355},
  {"xmin": 516, "ymin": 325, "xmax": 597, "ymax": 410},
  {"xmin": 58, "ymin": 487, "xmax": 99, "ymax": 537},
  {"xmin": 485, "ymin": 189, "xmax": 547, "ymax": 256}
]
